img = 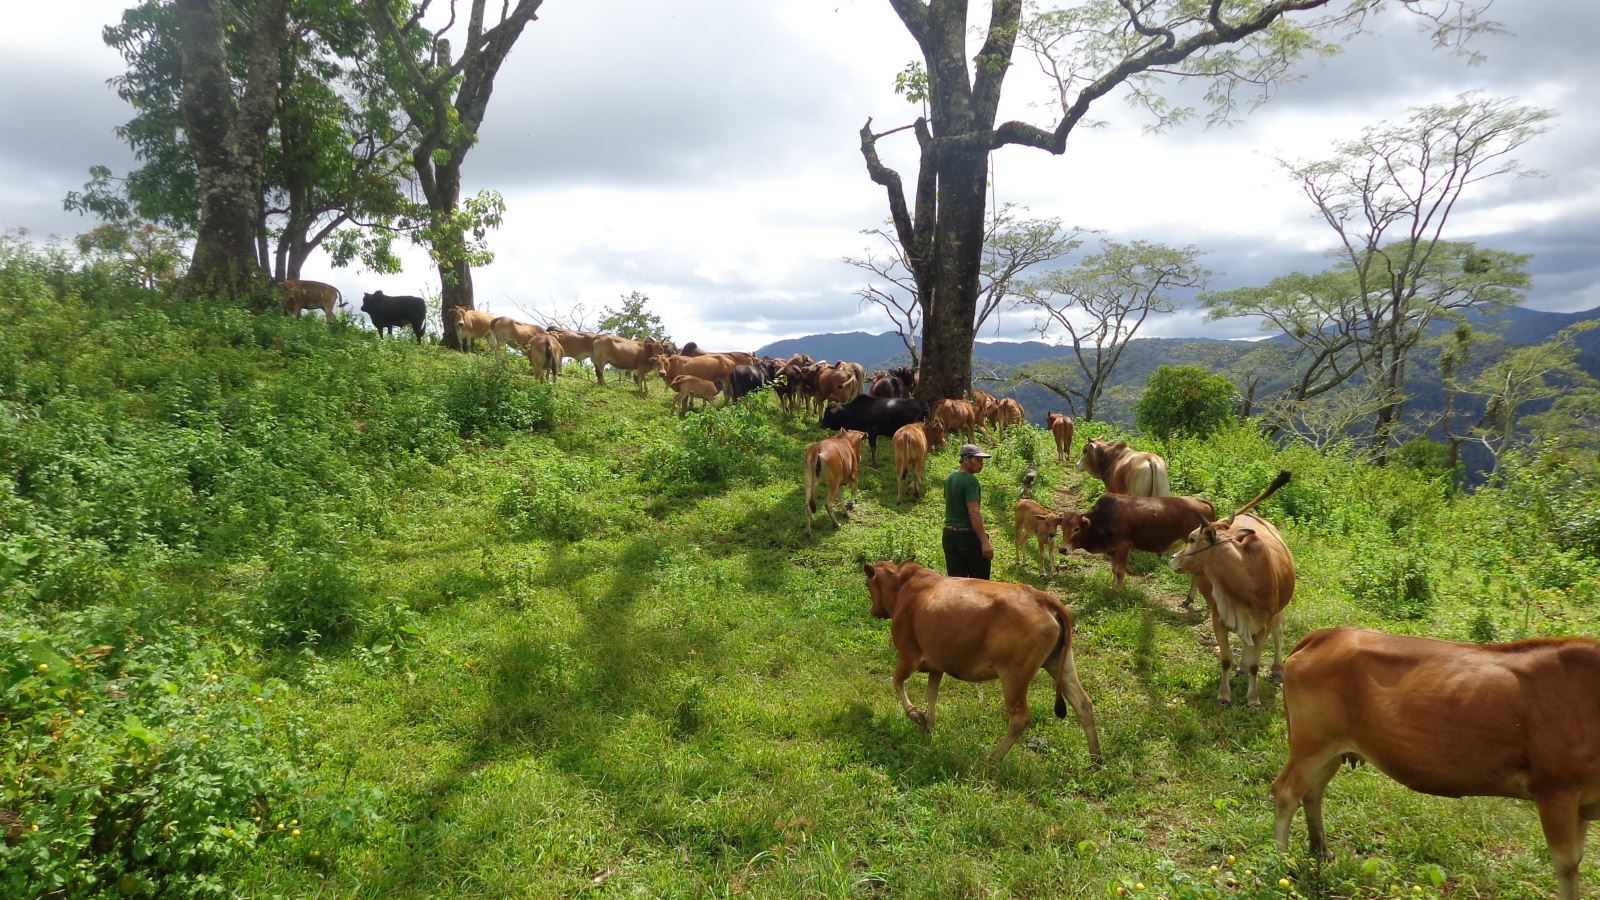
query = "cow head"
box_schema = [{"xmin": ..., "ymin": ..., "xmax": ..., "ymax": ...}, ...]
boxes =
[
  {"xmin": 1077, "ymin": 438, "xmax": 1124, "ymax": 476},
  {"xmin": 863, "ymin": 558, "xmax": 914, "ymax": 619},
  {"xmin": 1058, "ymin": 511, "xmax": 1089, "ymax": 546},
  {"xmin": 923, "ymin": 421, "xmax": 948, "ymax": 451},
  {"xmin": 819, "ymin": 401, "xmax": 845, "ymax": 431},
  {"xmin": 360, "ymin": 291, "xmax": 383, "ymax": 313}
]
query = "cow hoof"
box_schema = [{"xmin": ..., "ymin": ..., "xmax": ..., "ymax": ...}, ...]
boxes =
[
  {"xmin": 1270, "ymin": 671, "xmax": 1284, "ymax": 685},
  {"xmin": 1215, "ymin": 698, "xmax": 1232, "ymax": 709},
  {"xmin": 908, "ymin": 709, "xmax": 928, "ymax": 729},
  {"xmin": 1247, "ymin": 699, "xmax": 1263, "ymax": 708}
]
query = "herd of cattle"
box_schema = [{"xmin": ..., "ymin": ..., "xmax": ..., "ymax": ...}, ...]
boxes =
[{"xmin": 288, "ymin": 280, "xmax": 1600, "ymax": 897}]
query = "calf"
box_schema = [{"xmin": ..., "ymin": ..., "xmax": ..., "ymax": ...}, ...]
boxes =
[
  {"xmin": 929, "ymin": 398, "xmax": 980, "ymax": 445},
  {"xmin": 972, "ymin": 390, "xmax": 999, "ymax": 434},
  {"xmin": 1077, "ymin": 438, "xmax": 1171, "ymax": 497},
  {"xmin": 669, "ymin": 374, "xmax": 720, "ymax": 416},
  {"xmin": 1046, "ymin": 412, "xmax": 1074, "ymax": 462},
  {"xmin": 863, "ymin": 560, "xmax": 1101, "ymax": 764},
  {"xmin": 1169, "ymin": 472, "xmax": 1296, "ymax": 707},
  {"xmin": 524, "ymin": 332, "xmax": 562, "ymax": 383},
  {"xmin": 282, "ymin": 279, "xmax": 339, "ymax": 322},
  {"xmin": 891, "ymin": 422, "xmax": 933, "ymax": 502},
  {"xmin": 819, "ymin": 395, "xmax": 931, "ymax": 468},
  {"xmin": 1013, "ymin": 499, "xmax": 1072, "ymax": 576},
  {"xmin": 994, "ymin": 397, "xmax": 1025, "ymax": 438},
  {"xmin": 1064, "ymin": 493, "xmax": 1217, "ymax": 592},
  {"xmin": 361, "ymin": 290, "xmax": 426, "ymax": 341},
  {"xmin": 447, "ymin": 307, "xmax": 496, "ymax": 352},
  {"xmin": 803, "ymin": 428, "xmax": 866, "ymax": 536},
  {"xmin": 490, "ymin": 316, "xmax": 544, "ymax": 352},
  {"xmin": 1273, "ymin": 628, "xmax": 1600, "ymax": 900}
]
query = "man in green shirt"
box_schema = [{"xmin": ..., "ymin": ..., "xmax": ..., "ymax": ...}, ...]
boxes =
[{"xmin": 943, "ymin": 443, "xmax": 994, "ymax": 578}]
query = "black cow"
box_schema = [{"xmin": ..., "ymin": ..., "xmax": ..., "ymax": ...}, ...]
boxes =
[
  {"xmin": 819, "ymin": 395, "xmax": 931, "ymax": 466},
  {"xmin": 360, "ymin": 291, "xmax": 427, "ymax": 341},
  {"xmin": 728, "ymin": 364, "xmax": 766, "ymax": 402}
]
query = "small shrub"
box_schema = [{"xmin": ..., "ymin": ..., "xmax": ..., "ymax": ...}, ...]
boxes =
[
  {"xmin": 438, "ymin": 360, "xmax": 561, "ymax": 437},
  {"xmin": 660, "ymin": 399, "xmax": 785, "ymax": 484},
  {"xmin": 1345, "ymin": 550, "xmax": 1436, "ymax": 620},
  {"xmin": 252, "ymin": 548, "xmax": 363, "ymax": 647},
  {"xmin": 497, "ymin": 457, "xmax": 612, "ymax": 541}
]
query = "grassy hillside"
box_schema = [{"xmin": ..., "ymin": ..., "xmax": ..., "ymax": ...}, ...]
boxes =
[{"xmin": 4, "ymin": 246, "xmax": 1600, "ymax": 898}]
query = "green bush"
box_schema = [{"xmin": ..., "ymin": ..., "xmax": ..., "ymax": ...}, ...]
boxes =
[
  {"xmin": 659, "ymin": 397, "xmax": 787, "ymax": 484},
  {"xmin": 438, "ymin": 359, "xmax": 562, "ymax": 438},
  {"xmin": 252, "ymin": 548, "xmax": 364, "ymax": 647},
  {"xmin": 1135, "ymin": 365, "xmax": 1239, "ymax": 440},
  {"xmin": 0, "ymin": 612, "xmax": 308, "ymax": 898},
  {"xmin": 497, "ymin": 456, "xmax": 614, "ymax": 541},
  {"xmin": 1345, "ymin": 547, "xmax": 1436, "ymax": 620}
]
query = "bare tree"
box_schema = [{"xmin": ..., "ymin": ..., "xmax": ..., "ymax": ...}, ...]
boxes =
[
  {"xmin": 1016, "ymin": 240, "xmax": 1209, "ymax": 421},
  {"xmin": 848, "ymin": 203, "xmax": 1083, "ymax": 368},
  {"xmin": 860, "ymin": 0, "xmax": 1496, "ymax": 403}
]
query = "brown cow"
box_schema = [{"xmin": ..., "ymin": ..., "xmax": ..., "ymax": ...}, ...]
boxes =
[
  {"xmin": 863, "ymin": 560, "xmax": 1102, "ymax": 764},
  {"xmin": 594, "ymin": 335, "xmax": 671, "ymax": 393},
  {"xmin": 1077, "ymin": 438, "xmax": 1171, "ymax": 497},
  {"xmin": 818, "ymin": 367, "xmax": 858, "ymax": 406},
  {"xmin": 1013, "ymin": 498, "xmax": 1072, "ymax": 577},
  {"xmin": 524, "ymin": 332, "xmax": 562, "ymax": 383},
  {"xmin": 930, "ymin": 398, "xmax": 980, "ymax": 444},
  {"xmin": 547, "ymin": 329, "xmax": 599, "ymax": 376},
  {"xmin": 669, "ymin": 374, "xmax": 720, "ymax": 416},
  {"xmin": 971, "ymin": 390, "xmax": 998, "ymax": 431},
  {"xmin": 490, "ymin": 316, "xmax": 544, "ymax": 352},
  {"xmin": 891, "ymin": 422, "xmax": 934, "ymax": 502},
  {"xmin": 681, "ymin": 342, "xmax": 756, "ymax": 367},
  {"xmin": 1063, "ymin": 493, "xmax": 1217, "ymax": 593},
  {"xmin": 281, "ymin": 279, "xmax": 339, "ymax": 322},
  {"xmin": 1273, "ymin": 628, "xmax": 1600, "ymax": 900},
  {"xmin": 1046, "ymin": 412, "xmax": 1075, "ymax": 462},
  {"xmin": 803, "ymin": 429, "xmax": 865, "ymax": 536},
  {"xmin": 1169, "ymin": 473, "xmax": 1296, "ymax": 707},
  {"xmin": 447, "ymin": 307, "xmax": 496, "ymax": 352},
  {"xmin": 657, "ymin": 353, "xmax": 736, "ymax": 395},
  {"xmin": 994, "ymin": 397, "xmax": 1025, "ymax": 439}
]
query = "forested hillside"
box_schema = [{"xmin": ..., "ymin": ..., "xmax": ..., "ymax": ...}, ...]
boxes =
[{"xmin": 5, "ymin": 248, "xmax": 1599, "ymax": 898}]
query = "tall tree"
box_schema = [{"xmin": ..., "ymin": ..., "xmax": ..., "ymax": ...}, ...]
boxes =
[
  {"xmin": 860, "ymin": 0, "xmax": 1494, "ymax": 403},
  {"xmin": 173, "ymin": 0, "xmax": 291, "ymax": 298},
  {"xmin": 1016, "ymin": 240, "xmax": 1208, "ymax": 421},
  {"xmin": 1466, "ymin": 322, "xmax": 1599, "ymax": 474},
  {"xmin": 847, "ymin": 203, "xmax": 1083, "ymax": 368},
  {"xmin": 1284, "ymin": 94, "xmax": 1551, "ymax": 460},
  {"xmin": 366, "ymin": 0, "xmax": 544, "ymax": 349}
]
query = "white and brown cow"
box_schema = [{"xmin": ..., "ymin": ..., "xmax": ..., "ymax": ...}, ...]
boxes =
[{"xmin": 1077, "ymin": 438, "xmax": 1171, "ymax": 497}]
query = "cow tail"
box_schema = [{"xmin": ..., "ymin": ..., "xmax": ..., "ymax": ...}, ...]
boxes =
[
  {"xmin": 805, "ymin": 452, "xmax": 820, "ymax": 513},
  {"xmin": 1050, "ymin": 609, "xmax": 1069, "ymax": 719}
]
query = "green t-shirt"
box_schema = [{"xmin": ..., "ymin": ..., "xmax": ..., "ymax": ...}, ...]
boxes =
[{"xmin": 944, "ymin": 469, "xmax": 981, "ymax": 528}]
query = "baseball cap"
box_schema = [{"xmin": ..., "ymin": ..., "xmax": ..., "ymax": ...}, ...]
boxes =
[{"xmin": 958, "ymin": 444, "xmax": 992, "ymax": 459}]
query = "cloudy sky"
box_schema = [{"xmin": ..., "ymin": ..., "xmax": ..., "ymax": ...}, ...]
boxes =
[{"xmin": 3, "ymin": 0, "xmax": 1597, "ymax": 350}]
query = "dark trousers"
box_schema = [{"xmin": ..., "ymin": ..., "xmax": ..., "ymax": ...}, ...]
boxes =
[{"xmin": 942, "ymin": 527, "xmax": 991, "ymax": 579}]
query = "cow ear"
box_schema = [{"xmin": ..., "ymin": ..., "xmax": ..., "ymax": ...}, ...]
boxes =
[
  {"xmin": 1110, "ymin": 440, "xmax": 1128, "ymax": 452},
  {"xmin": 861, "ymin": 560, "xmax": 874, "ymax": 577},
  {"xmin": 1232, "ymin": 527, "xmax": 1257, "ymax": 544},
  {"xmin": 905, "ymin": 551, "xmax": 916, "ymax": 564}
]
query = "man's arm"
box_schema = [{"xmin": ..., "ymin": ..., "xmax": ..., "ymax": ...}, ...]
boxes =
[{"xmin": 966, "ymin": 500, "xmax": 993, "ymax": 559}]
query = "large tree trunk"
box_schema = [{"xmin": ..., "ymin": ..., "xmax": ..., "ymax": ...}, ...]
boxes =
[
  {"xmin": 174, "ymin": 0, "xmax": 288, "ymax": 301},
  {"xmin": 918, "ymin": 150, "xmax": 988, "ymax": 401}
]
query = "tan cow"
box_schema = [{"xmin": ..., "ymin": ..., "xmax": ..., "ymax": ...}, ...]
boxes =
[
  {"xmin": 447, "ymin": 307, "xmax": 496, "ymax": 352},
  {"xmin": 863, "ymin": 560, "xmax": 1101, "ymax": 764},
  {"xmin": 1077, "ymin": 438, "xmax": 1171, "ymax": 497},
  {"xmin": 524, "ymin": 332, "xmax": 562, "ymax": 383},
  {"xmin": 1273, "ymin": 628, "xmax": 1600, "ymax": 900},
  {"xmin": 490, "ymin": 316, "xmax": 544, "ymax": 352},
  {"xmin": 817, "ymin": 367, "xmax": 858, "ymax": 406},
  {"xmin": 657, "ymin": 353, "xmax": 736, "ymax": 395},
  {"xmin": 994, "ymin": 397, "xmax": 1025, "ymax": 439},
  {"xmin": 971, "ymin": 389, "xmax": 999, "ymax": 434},
  {"xmin": 1169, "ymin": 474, "xmax": 1295, "ymax": 707},
  {"xmin": 802, "ymin": 428, "xmax": 865, "ymax": 537},
  {"xmin": 1046, "ymin": 412, "xmax": 1075, "ymax": 462},
  {"xmin": 669, "ymin": 374, "xmax": 720, "ymax": 416},
  {"xmin": 548, "ymin": 328, "xmax": 599, "ymax": 377},
  {"xmin": 930, "ymin": 398, "xmax": 980, "ymax": 445},
  {"xmin": 891, "ymin": 422, "xmax": 934, "ymax": 502},
  {"xmin": 1013, "ymin": 498, "xmax": 1071, "ymax": 577},
  {"xmin": 281, "ymin": 279, "xmax": 339, "ymax": 323},
  {"xmin": 594, "ymin": 335, "xmax": 672, "ymax": 393}
]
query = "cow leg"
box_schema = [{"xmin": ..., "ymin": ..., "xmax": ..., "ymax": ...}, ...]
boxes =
[
  {"xmin": 1243, "ymin": 632, "xmax": 1266, "ymax": 707},
  {"xmin": 988, "ymin": 668, "xmax": 1033, "ymax": 764},
  {"xmin": 868, "ymin": 436, "xmax": 880, "ymax": 467},
  {"xmin": 1043, "ymin": 535, "xmax": 1057, "ymax": 576},
  {"xmin": 1046, "ymin": 650, "xmax": 1102, "ymax": 763},
  {"xmin": 1181, "ymin": 577, "xmax": 1197, "ymax": 609},
  {"xmin": 1210, "ymin": 603, "xmax": 1234, "ymax": 707},
  {"xmin": 1270, "ymin": 616, "xmax": 1285, "ymax": 684},
  {"xmin": 923, "ymin": 670, "xmax": 943, "ymax": 731},
  {"xmin": 1273, "ymin": 750, "xmax": 1343, "ymax": 857},
  {"xmin": 894, "ymin": 657, "xmax": 927, "ymax": 729},
  {"xmin": 1112, "ymin": 546, "xmax": 1129, "ymax": 588},
  {"xmin": 1535, "ymin": 792, "xmax": 1587, "ymax": 900}
]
